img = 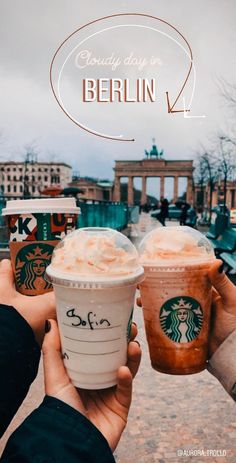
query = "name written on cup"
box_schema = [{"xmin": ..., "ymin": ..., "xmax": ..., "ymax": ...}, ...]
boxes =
[{"xmin": 66, "ymin": 308, "xmax": 111, "ymax": 330}]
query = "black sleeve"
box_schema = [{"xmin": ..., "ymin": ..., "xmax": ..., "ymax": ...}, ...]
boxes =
[
  {"xmin": 1, "ymin": 396, "xmax": 115, "ymax": 463},
  {"xmin": 0, "ymin": 304, "xmax": 40, "ymax": 437}
]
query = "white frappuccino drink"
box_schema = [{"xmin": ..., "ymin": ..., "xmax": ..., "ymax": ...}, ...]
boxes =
[{"xmin": 46, "ymin": 227, "xmax": 144, "ymax": 389}]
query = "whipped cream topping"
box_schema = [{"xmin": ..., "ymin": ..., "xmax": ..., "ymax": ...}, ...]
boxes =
[
  {"xmin": 140, "ymin": 227, "xmax": 215, "ymax": 264},
  {"xmin": 52, "ymin": 230, "xmax": 140, "ymax": 275}
]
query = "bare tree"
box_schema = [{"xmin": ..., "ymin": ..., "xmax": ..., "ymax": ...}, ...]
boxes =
[
  {"xmin": 195, "ymin": 149, "xmax": 218, "ymax": 223},
  {"xmin": 216, "ymin": 135, "xmax": 236, "ymax": 210},
  {"xmin": 193, "ymin": 79, "xmax": 236, "ymax": 221},
  {"xmin": 217, "ymin": 77, "xmax": 236, "ymax": 145},
  {"xmin": 203, "ymin": 153, "xmax": 217, "ymax": 223},
  {"xmin": 217, "ymin": 77, "xmax": 236, "ymax": 109},
  {"xmin": 194, "ymin": 155, "xmax": 208, "ymax": 217},
  {"xmin": 219, "ymin": 134, "xmax": 236, "ymax": 147},
  {"xmin": 21, "ymin": 143, "xmax": 39, "ymax": 198}
]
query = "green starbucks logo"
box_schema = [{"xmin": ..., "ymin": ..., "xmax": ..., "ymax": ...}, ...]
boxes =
[
  {"xmin": 160, "ymin": 297, "xmax": 203, "ymax": 343},
  {"xmin": 15, "ymin": 243, "xmax": 53, "ymax": 294},
  {"xmin": 127, "ymin": 307, "xmax": 134, "ymax": 341}
]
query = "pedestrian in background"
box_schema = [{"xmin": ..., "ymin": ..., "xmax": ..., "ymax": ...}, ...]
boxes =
[
  {"xmin": 157, "ymin": 197, "xmax": 169, "ymax": 226},
  {"xmin": 179, "ymin": 202, "xmax": 189, "ymax": 226}
]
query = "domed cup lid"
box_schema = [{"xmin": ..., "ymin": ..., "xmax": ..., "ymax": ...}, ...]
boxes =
[
  {"xmin": 46, "ymin": 227, "xmax": 144, "ymax": 288},
  {"xmin": 139, "ymin": 226, "xmax": 215, "ymax": 266}
]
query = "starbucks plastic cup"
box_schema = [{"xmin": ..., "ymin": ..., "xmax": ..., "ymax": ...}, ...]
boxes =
[
  {"xmin": 2, "ymin": 198, "xmax": 80, "ymax": 296},
  {"xmin": 46, "ymin": 227, "xmax": 144, "ymax": 389},
  {"xmin": 139, "ymin": 226, "xmax": 215, "ymax": 375}
]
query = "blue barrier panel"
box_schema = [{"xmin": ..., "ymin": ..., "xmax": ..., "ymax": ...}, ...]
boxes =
[{"xmin": 78, "ymin": 202, "xmax": 129, "ymax": 230}]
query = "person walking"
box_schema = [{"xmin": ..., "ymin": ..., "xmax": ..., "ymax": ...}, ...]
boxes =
[
  {"xmin": 157, "ymin": 197, "xmax": 169, "ymax": 226},
  {"xmin": 179, "ymin": 202, "xmax": 189, "ymax": 226}
]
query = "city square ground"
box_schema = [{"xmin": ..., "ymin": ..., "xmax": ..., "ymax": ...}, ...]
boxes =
[{"xmin": 0, "ymin": 214, "xmax": 236, "ymax": 462}]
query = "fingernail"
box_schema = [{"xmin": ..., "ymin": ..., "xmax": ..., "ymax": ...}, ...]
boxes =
[
  {"xmin": 132, "ymin": 321, "xmax": 137, "ymax": 327},
  {"xmin": 134, "ymin": 340, "xmax": 140, "ymax": 347},
  {"xmin": 218, "ymin": 263, "xmax": 224, "ymax": 273},
  {"xmin": 45, "ymin": 320, "xmax": 51, "ymax": 333},
  {"xmin": 0, "ymin": 259, "xmax": 11, "ymax": 269}
]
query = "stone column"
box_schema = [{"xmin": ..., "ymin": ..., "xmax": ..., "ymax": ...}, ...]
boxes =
[
  {"xmin": 174, "ymin": 176, "xmax": 179, "ymax": 202},
  {"xmin": 113, "ymin": 175, "xmax": 121, "ymax": 202},
  {"xmin": 232, "ymin": 189, "xmax": 235, "ymax": 208},
  {"xmin": 226, "ymin": 188, "xmax": 231, "ymax": 209},
  {"xmin": 212, "ymin": 190, "xmax": 218, "ymax": 208},
  {"xmin": 186, "ymin": 177, "xmax": 194, "ymax": 203},
  {"xmin": 141, "ymin": 176, "xmax": 147, "ymax": 206},
  {"xmin": 128, "ymin": 176, "xmax": 134, "ymax": 205},
  {"xmin": 160, "ymin": 176, "xmax": 165, "ymax": 198}
]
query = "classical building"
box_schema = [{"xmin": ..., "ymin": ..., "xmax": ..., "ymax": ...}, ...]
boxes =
[
  {"xmin": 69, "ymin": 177, "xmax": 113, "ymax": 202},
  {"xmin": 0, "ymin": 161, "xmax": 72, "ymax": 198},
  {"xmin": 195, "ymin": 180, "xmax": 236, "ymax": 210},
  {"xmin": 113, "ymin": 141, "xmax": 194, "ymax": 205}
]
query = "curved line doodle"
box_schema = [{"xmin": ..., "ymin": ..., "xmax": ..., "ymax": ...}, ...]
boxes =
[
  {"xmin": 50, "ymin": 13, "xmax": 194, "ymax": 141},
  {"xmin": 56, "ymin": 24, "xmax": 194, "ymax": 139}
]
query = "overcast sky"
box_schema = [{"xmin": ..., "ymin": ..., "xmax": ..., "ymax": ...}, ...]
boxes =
[{"xmin": 0, "ymin": 0, "xmax": 236, "ymax": 196}]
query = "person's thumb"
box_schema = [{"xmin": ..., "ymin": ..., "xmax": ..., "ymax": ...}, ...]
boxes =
[
  {"xmin": 209, "ymin": 260, "xmax": 236, "ymax": 302},
  {"xmin": 32, "ymin": 291, "xmax": 56, "ymax": 320},
  {"xmin": 0, "ymin": 259, "xmax": 15, "ymax": 288},
  {"xmin": 42, "ymin": 319, "xmax": 70, "ymax": 396}
]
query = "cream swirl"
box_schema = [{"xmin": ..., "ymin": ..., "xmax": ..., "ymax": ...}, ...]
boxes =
[
  {"xmin": 52, "ymin": 231, "xmax": 139, "ymax": 275},
  {"xmin": 140, "ymin": 227, "xmax": 215, "ymax": 264}
]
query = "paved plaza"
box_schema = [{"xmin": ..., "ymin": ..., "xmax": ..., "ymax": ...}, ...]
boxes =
[{"xmin": 1, "ymin": 214, "xmax": 236, "ymax": 462}]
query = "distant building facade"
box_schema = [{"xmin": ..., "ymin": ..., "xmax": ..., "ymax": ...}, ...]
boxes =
[
  {"xmin": 0, "ymin": 161, "xmax": 72, "ymax": 198},
  {"xmin": 69, "ymin": 177, "xmax": 113, "ymax": 202},
  {"xmin": 195, "ymin": 180, "xmax": 236, "ymax": 211}
]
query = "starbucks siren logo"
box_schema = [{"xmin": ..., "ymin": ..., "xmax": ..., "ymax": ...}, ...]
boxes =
[
  {"xmin": 16, "ymin": 243, "xmax": 53, "ymax": 293},
  {"xmin": 160, "ymin": 297, "xmax": 203, "ymax": 343}
]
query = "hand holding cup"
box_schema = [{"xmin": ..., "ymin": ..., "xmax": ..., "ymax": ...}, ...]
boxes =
[
  {"xmin": 42, "ymin": 319, "xmax": 141, "ymax": 452},
  {"xmin": 0, "ymin": 259, "xmax": 56, "ymax": 346},
  {"xmin": 208, "ymin": 260, "xmax": 236, "ymax": 356}
]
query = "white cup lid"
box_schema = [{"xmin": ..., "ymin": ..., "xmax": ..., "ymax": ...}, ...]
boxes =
[{"xmin": 2, "ymin": 198, "xmax": 80, "ymax": 215}]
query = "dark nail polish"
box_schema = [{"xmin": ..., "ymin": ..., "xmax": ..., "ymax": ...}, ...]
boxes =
[
  {"xmin": 45, "ymin": 320, "xmax": 51, "ymax": 333},
  {"xmin": 218, "ymin": 264, "xmax": 224, "ymax": 273}
]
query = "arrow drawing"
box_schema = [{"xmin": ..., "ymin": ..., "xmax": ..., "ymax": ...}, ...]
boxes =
[{"xmin": 167, "ymin": 91, "xmax": 191, "ymax": 113}]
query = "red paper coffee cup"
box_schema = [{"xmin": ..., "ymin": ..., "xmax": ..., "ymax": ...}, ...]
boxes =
[{"xmin": 2, "ymin": 198, "xmax": 80, "ymax": 295}]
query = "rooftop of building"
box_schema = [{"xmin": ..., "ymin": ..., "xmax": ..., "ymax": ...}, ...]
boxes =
[
  {"xmin": 97, "ymin": 181, "xmax": 113, "ymax": 188},
  {"xmin": 0, "ymin": 161, "xmax": 72, "ymax": 168},
  {"xmin": 71, "ymin": 177, "xmax": 113, "ymax": 188},
  {"xmin": 114, "ymin": 159, "xmax": 194, "ymax": 164}
]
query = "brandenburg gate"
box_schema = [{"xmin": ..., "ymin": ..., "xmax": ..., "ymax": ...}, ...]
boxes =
[{"xmin": 113, "ymin": 142, "xmax": 194, "ymax": 205}]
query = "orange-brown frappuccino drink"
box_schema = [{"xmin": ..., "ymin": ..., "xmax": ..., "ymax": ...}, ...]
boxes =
[{"xmin": 139, "ymin": 226, "xmax": 215, "ymax": 375}]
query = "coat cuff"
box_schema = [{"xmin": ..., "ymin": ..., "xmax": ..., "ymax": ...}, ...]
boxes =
[
  {"xmin": 0, "ymin": 304, "xmax": 40, "ymax": 437},
  {"xmin": 1, "ymin": 396, "xmax": 115, "ymax": 462},
  {"xmin": 207, "ymin": 329, "xmax": 236, "ymax": 400},
  {"xmin": 42, "ymin": 395, "xmax": 114, "ymax": 455}
]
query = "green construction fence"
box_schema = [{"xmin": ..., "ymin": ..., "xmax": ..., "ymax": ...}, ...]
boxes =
[{"xmin": 78, "ymin": 202, "xmax": 129, "ymax": 230}]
